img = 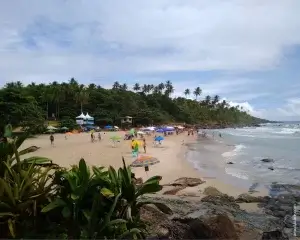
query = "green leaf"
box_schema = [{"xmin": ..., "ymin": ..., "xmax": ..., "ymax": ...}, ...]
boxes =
[
  {"xmin": 0, "ymin": 212, "xmax": 15, "ymax": 218},
  {"xmin": 100, "ymin": 187, "xmax": 115, "ymax": 198},
  {"xmin": 8, "ymin": 218, "xmax": 16, "ymax": 238},
  {"xmin": 41, "ymin": 198, "xmax": 66, "ymax": 213},
  {"xmin": 136, "ymin": 184, "xmax": 162, "ymax": 198},
  {"xmin": 107, "ymin": 219, "xmax": 127, "ymax": 226},
  {"xmin": 62, "ymin": 206, "xmax": 71, "ymax": 218}
]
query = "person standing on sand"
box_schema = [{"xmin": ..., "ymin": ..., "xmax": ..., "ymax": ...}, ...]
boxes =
[
  {"xmin": 98, "ymin": 132, "xmax": 101, "ymax": 141},
  {"xmin": 50, "ymin": 134, "xmax": 54, "ymax": 145},
  {"xmin": 91, "ymin": 132, "xmax": 95, "ymax": 142}
]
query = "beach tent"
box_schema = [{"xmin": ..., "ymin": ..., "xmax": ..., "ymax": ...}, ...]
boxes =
[
  {"xmin": 76, "ymin": 113, "xmax": 86, "ymax": 119},
  {"xmin": 104, "ymin": 125, "xmax": 113, "ymax": 129},
  {"xmin": 145, "ymin": 126, "xmax": 156, "ymax": 131},
  {"xmin": 165, "ymin": 126, "xmax": 175, "ymax": 131},
  {"xmin": 85, "ymin": 113, "xmax": 94, "ymax": 120}
]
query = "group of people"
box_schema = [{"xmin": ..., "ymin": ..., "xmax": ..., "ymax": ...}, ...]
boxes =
[{"xmin": 90, "ymin": 132, "xmax": 102, "ymax": 142}]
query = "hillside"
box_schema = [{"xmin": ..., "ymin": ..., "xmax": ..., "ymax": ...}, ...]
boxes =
[{"xmin": 0, "ymin": 78, "xmax": 270, "ymax": 130}]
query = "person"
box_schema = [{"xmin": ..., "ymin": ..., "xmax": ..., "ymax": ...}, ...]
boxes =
[
  {"xmin": 98, "ymin": 132, "xmax": 101, "ymax": 141},
  {"xmin": 91, "ymin": 132, "xmax": 95, "ymax": 142},
  {"xmin": 219, "ymin": 133, "xmax": 222, "ymax": 138},
  {"xmin": 50, "ymin": 134, "xmax": 54, "ymax": 145},
  {"xmin": 142, "ymin": 137, "xmax": 146, "ymax": 153}
]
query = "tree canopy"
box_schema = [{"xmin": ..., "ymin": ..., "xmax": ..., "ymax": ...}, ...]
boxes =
[{"xmin": 0, "ymin": 78, "xmax": 269, "ymax": 130}]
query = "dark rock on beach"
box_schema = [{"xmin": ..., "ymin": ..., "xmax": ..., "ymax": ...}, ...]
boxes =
[
  {"xmin": 141, "ymin": 187, "xmax": 289, "ymax": 239},
  {"xmin": 261, "ymin": 158, "xmax": 274, "ymax": 163},
  {"xmin": 268, "ymin": 166, "xmax": 274, "ymax": 170},
  {"xmin": 168, "ymin": 177, "xmax": 206, "ymax": 187},
  {"xmin": 227, "ymin": 161, "xmax": 234, "ymax": 164},
  {"xmin": 235, "ymin": 193, "xmax": 266, "ymax": 203}
]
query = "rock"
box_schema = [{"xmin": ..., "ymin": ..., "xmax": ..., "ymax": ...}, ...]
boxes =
[
  {"xmin": 227, "ymin": 161, "xmax": 234, "ymax": 164},
  {"xmin": 268, "ymin": 167, "xmax": 274, "ymax": 170},
  {"xmin": 235, "ymin": 193, "xmax": 265, "ymax": 203},
  {"xmin": 261, "ymin": 158, "xmax": 274, "ymax": 163},
  {"xmin": 234, "ymin": 221, "xmax": 245, "ymax": 236},
  {"xmin": 261, "ymin": 230, "xmax": 288, "ymax": 239},
  {"xmin": 163, "ymin": 186, "xmax": 185, "ymax": 195},
  {"xmin": 203, "ymin": 186, "xmax": 223, "ymax": 196},
  {"xmin": 169, "ymin": 177, "xmax": 205, "ymax": 187},
  {"xmin": 19, "ymin": 145, "xmax": 40, "ymax": 154},
  {"xmin": 175, "ymin": 212, "xmax": 239, "ymax": 239}
]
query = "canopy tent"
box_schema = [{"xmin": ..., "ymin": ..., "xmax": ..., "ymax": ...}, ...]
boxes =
[
  {"xmin": 76, "ymin": 113, "xmax": 86, "ymax": 119},
  {"xmin": 85, "ymin": 113, "xmax": 94, "ymax": 120}
]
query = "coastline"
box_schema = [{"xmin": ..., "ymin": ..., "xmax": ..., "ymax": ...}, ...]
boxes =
[{"xmin": 20, "ymin": 131, "xmax": 267, "ymax": 198}]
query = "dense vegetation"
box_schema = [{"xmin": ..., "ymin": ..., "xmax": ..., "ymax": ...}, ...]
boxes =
[
  {"xmin": 0, "ymin": 78, "xmax": 268, "ymax": 131},
  {"xmin": 0, "ymin": 126, "xmax": 169, "ymax": 239}
]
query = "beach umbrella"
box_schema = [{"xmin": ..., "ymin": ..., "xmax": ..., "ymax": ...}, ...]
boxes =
[
  {"xmin": 129, "ymin": 128, "xmax": 135, "ymax": 135},
  {"xmin": 166, "ymin": 126, "xmax": 175, "ymax": 130},
  {"xmin": 61, "ymin": 126, "xmax": 69, "ymax": 130},
  {"xmin": 110, "ymin": 135, "xmax": 121, "ymax": 141},
  {"xmin": 130, "ymin": 155, "xmax": 160, "ymax": 172},
  {"xmin": 46, "ymin": 129, "xmax": 55, "ymax": 133},
  {"xmin": 154, "ymin": 136, "xmax": 164, "ymax": 142},
  {"xmin": 156, "ymin": 129, "xmax": 164, "ymax": 133},
  {"xmin": 137, "ymin": 131, "xmax": 145, "ymax": 135},
  {"xmin": 104, "ymin": 125, "xmax": 112, "ymax": 129}
]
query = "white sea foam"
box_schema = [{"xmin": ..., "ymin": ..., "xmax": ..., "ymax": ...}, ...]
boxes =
[
  {"xmin": 222, "ymin": 144, "xmax": 246, "ymax": 159},
  {"xmin": 225, "ymin": 168, "xmax": 249, "ymax": 180}
]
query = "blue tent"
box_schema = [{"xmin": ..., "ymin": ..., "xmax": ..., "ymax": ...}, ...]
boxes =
[{"xmin": 104, "ymin": 125, "xmax": 113, "ymax": 129}]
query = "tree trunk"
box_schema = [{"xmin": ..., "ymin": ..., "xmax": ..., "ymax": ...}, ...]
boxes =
[
  {"xmin": 46, "ymin": 102, "xmax": 48, "ymax": 119},
  {"xmin": 81, "ymin": 102, "xmax": 83, "ymax": 113}
]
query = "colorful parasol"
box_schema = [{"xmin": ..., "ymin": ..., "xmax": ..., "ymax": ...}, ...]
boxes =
[
  {"xmin": 110, "ymin": 135, "xmax": 121, "ymax": 141},
  {"xmin": 130, "ymin": 155, "xmax": 160, "ymax": 168}
]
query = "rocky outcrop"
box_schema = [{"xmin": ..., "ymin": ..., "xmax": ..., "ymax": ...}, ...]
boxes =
[
  {"xmin": 167, "ymin": 177, "xmax": 206, "ymax": 187},
  {"xmin": 141, "ymin": 193, "xmax": 288, "ymax": 239},
  {"xmin": 261, "ymin": 158, "xmax": 274, "ymax": 163},
  {"xmin": 203, "ymin": 186, "xmax": 223, "ymax": 196},
  {"xmin": 235, "ymin": 193, "xmax": 266, "ymax": 203}
]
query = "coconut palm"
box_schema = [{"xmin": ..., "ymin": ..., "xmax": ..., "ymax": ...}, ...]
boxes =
[
  {"xmin": 193, "ymin": 87, "xmax": 202, "ymax": 100},
  {"xmin": 75, "ymin": 89, "xmax": 89, "ymax": 113},
  {"xmin": 184, "ymin": 89, "xmax": 190, "ymax": 98},
  {"xmin": 133, "ymin": 83, "xmax": 140, "ymax": 92}
]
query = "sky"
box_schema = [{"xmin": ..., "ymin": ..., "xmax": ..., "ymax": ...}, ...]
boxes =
[{"xmin": 0, "ymin": 0, "xmax": 300, "ymax": 121}]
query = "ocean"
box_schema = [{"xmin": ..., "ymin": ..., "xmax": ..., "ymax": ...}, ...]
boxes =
[{"xmin": 188, "ymin": 123, "xmax": 300, "ymax": 189}]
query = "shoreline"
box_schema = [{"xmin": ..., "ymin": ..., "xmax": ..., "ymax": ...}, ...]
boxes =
[{"xmin": 20, "ymin": 131, "xmax": 267, "ymax": 198}]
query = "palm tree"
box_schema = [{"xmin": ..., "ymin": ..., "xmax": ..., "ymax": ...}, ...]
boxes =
[
  {"xmin": 184, "ymin": 89, "xmax": 190, "ymax": 98},
  {"xmin": 212, "ymin": 95, "xmax": 220, "ymax": 106},
  {"xmin": 164, "ymin": 80, "xmax": 174, "ymax": 97},
  {"xmin": 204, "ymin": 95, "xmax": 211, "ymax": 106},
  {"xmin": 75, "ymin": 89, "xmax": 90, "ymax": 113},
  {"xmin": 193, "ymin": 87, "xmax": 202, "ymax": 100},
  {"xmin": 121, "ymin": 83, "xmax": 128, "ymax": 91},
  {"xmin": 157, "ymin": 83, "xmax": 165, "ymax": 93},
  {"xmin": 142, "ymin": 84, "xmax": 149, "ymax": 94},
  {"xmin": 112, "ymin": 81, "xmax": 120, "ymax": 90},
  {"xmin": 133, "ymin": 83, "xmax": 140, "ymax": 92},
  {"xmin": 42, "ymin": 88, "xmax": 53, "ymax": 119}
]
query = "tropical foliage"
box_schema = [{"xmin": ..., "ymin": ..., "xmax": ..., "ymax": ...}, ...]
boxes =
[
  {"xmin": 0, "ymin": 79, "xmax": 269, "ymax": 131},
  {"xmin": 0, "ymin": 126, "xmax": 169, "ymax": 239}
]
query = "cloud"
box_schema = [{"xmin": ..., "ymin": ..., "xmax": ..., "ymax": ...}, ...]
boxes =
[{"xmin": 0, "ymin": 0, "xmax": 300, "ymax": 120}]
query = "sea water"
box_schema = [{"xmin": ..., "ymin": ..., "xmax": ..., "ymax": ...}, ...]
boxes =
[{"xmin": 209, "ymin": 123, "xmax": 300, "ymax": 185}]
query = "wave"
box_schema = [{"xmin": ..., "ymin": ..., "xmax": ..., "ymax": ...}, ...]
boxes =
[
  {"xmin": 222, "ymin": 144, "xmax": 246, "ymax": 159},
  {"xmin": 225, "ymin": 168, "xmax": 249, "ymax": 180}
]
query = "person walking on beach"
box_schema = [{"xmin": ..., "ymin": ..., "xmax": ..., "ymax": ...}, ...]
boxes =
[
  {"xmin": 50, "ymin": 134, "xmax": 54, "ymax": 145},
  {"xmin": 98, "ymin": 132, "xmax": 101, "ymax": 141},
  {"xmin": 142, "ymin": 137, "xmax": 147, "ymax": 153},
  {"xmin": 91, "ymin": 132, "xmax": 95, "ymax": 142}
]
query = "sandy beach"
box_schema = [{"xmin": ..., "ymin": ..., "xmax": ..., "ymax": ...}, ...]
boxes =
[{"xmin": 20, "ymin": 131, "xmax": 266, "ymax": 198}]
